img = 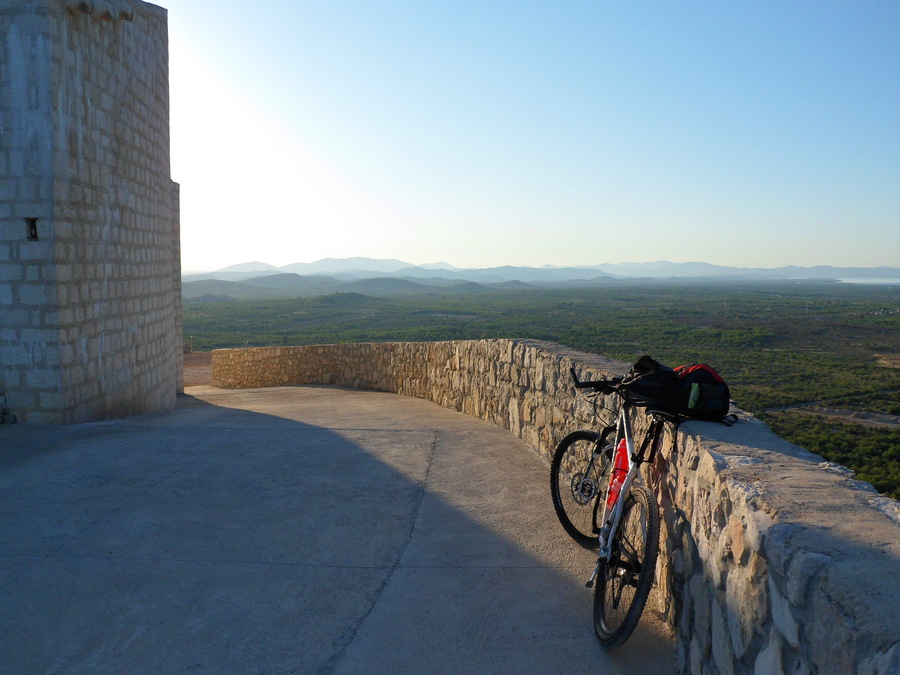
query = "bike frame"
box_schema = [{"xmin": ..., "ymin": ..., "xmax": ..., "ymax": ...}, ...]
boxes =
[
  {"xmin": 561, "ymin": 366, "xmax": 674, "ymax": 645},
  {"xmin": 590, "ymin": 400, "xmax": 667, "ymax": 583},
  {"xmin": 566, "ymin": 366, "xmax": 670, "ymax": 587},
  {"xmin": 596, "ymin": 406, "xmax": 638, "ymax": 560}
]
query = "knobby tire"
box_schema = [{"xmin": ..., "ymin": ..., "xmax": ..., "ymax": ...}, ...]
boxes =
[
  {"xmin": 550, "ymin": 430, "xmax": 611, "ymax": 546},
  {"xmin": 593, "ymin": 484, "xmax": 660, "ymax": 647}
]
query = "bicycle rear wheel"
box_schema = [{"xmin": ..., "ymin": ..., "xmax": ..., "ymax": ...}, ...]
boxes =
[
  {"xmin": 593, "ymin": 484, "xmax": 660, "ymax": 647},
  {"xmin": 550, "ymin": 429, "xmax": 612, "ymax": 546}
]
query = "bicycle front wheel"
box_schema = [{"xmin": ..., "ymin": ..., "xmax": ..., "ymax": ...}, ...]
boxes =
[
  {"xmin": 550, "ymin": 430, "xmax": 611, "ymax": 546},
  {"xmin": 593, "ymin": 484, "xmax": 660, "ymax": 647}
]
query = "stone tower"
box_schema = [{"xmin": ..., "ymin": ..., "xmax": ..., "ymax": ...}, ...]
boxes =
[{"xmin": 1, "ymin": 0, "xmax": 182, "ymax": 423}]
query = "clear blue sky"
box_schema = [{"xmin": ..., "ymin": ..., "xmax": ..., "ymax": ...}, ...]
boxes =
[{"xmin": 160, "ymin": 1, "xmax": 900, "ymax": 272}]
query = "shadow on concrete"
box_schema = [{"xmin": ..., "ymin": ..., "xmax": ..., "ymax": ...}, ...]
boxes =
[{"xmin": 0, "ymin": 387, "xmax": 675, "ymax": 673}]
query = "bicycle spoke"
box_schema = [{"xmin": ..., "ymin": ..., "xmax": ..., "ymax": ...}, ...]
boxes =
[
  {"xmin": 550, "ymin": 430, "xmax": 611, "ymax": 545},
  {"xmin": 593, "ymin": 485, "xmax": 660, "ymax": 647}
]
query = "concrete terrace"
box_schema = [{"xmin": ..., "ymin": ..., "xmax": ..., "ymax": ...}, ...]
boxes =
[{"xmin": 0, "ymin": 385, "xmax": 675, "ymax": 673}]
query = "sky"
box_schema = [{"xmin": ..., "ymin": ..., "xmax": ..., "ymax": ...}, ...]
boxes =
[{"xmin": 159, "ymin": 1, "xmax": 900, "ymax": 272}]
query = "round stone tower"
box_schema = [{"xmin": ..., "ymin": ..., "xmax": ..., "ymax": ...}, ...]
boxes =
[{"xmin": 1, "ymin": 0, "xmax": 182, "ymax": 423}]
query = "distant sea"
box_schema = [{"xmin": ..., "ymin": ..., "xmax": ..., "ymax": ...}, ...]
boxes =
[{"xmin": 837, "ymin": 278, "xmax": 900, "ymax": 285}]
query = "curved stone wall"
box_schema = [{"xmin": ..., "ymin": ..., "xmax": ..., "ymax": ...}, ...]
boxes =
[{"xmin": 212, "ymin": 340, "xmax": 899, "ymax": 674}]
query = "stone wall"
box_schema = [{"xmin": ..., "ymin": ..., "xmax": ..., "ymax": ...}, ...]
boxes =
[
  {"xmin": 0, "ymin": 0, "xmax": 181, "ymax": 423},
  {"xmin": 213, "ymin": 340, "xmax": 900, "ymax": 674}
]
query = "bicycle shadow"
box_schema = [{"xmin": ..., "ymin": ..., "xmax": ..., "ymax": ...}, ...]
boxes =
[{"xmin": 0, "ymin": 387, "xmax": 676, "ymax": 673}]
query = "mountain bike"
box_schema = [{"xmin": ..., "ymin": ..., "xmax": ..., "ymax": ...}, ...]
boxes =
[{"xmin": 550, "ymin": 366, "xmax": 674, "ymax": 647}]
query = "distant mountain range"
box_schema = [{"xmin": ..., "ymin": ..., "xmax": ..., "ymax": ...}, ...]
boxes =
[{"xmin": 181, "ymin": 258, "xmax": 900, "ymax": 301}]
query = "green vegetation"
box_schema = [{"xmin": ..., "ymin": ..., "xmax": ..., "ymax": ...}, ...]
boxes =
[
  {"xmin": 760, "ymin": 412, "xmax": 900, "ymax": 498},
  {"xmin": 183, "ymin": 280, "xmax": 900, "ymax": 497}
]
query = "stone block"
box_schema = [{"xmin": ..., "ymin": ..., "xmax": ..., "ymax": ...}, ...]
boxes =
[
  {"xmin": 785, "ymin": 550, "xmax": 832, "ymax": 606},
  {"xmin": 727, "ymin": 514, "xmax": 748, "ymax": 563},
  {"xmin": 0, "ymin": 308, "xmax": 28, "ymax": 326},
  {"xmin": 725, "ymin": 556, "xmax": 767, "ymax": 658},
  {"xmin": 39, "ymin": 390, "xmax": 62, "ymax": 409},
  {"xmin": 807, "ymin": 587, "xmax": 856, "ymax": 675},
  {"xmin": 712, "ymin": 597, "xmax": 736, "ymax": 675},
  {"xmin": 16, "ymin": 178, "xmax": 39, "ymax": 200},
  {"xmin": 689, "ymin": 573, "xmax": 713, "ymax": 648},
  {"xmin": 689, "ymin": 634, "xmax": 710, "ymax": 675},
  {"xmin": 0, "ymin": 179, "xmax": 14, "ymax": 200},
  {"xmin": 697, "ymin": 450, "xmax": 727, "ymax": 488},
  {"xmin": 761, "ymin": 523, "xmax": 802, "ymax": 579},
  {"xmin": 767, "ymin": 576, "xmax": 799, "ymax": 647},
  {"xmin": 0, "ymin": 343, "xmax": 31, "ymax": 367},
  {"xmin": 754, "ymin": 633, "xmax": 784, "ymax": 675},
  {"xmin": 0, "ymin": 263, "xmax": 23, "ymax": 282},
  {"xmin": 857, "ymin": 643, "xmax": 900, "ymax": 675}
]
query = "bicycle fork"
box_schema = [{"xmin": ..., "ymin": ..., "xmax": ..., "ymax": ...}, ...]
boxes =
[{"xmin": 586, "ymin": 465, "xmax": 639, "ymax": 588}]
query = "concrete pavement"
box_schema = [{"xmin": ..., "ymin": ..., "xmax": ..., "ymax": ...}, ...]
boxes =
[{"xmin": 0, "ymin": 385, "xmax": 675, "ymax": 673}]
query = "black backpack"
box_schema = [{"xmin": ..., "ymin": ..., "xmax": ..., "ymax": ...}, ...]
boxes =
[
  {"xmin": 624, "ymin": 355, "xmax": 732, "ymax": 422},
  {"xmin": 672, "ymin": 363, "xmax": 732, "ymax": 421}
]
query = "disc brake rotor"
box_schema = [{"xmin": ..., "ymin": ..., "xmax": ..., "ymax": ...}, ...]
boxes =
[{"xmin": 570, "ymin": 473, "xmax": 597, "ymax": 505}]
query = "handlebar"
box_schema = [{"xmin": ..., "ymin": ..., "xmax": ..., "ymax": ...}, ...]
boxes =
[
  {"xmin": 570, "ymin": 367, "xmax": 626, "ymax": 392},
  {"xmin": 570, "ymin": 364, "xmax": 679, "ymax": 421}
]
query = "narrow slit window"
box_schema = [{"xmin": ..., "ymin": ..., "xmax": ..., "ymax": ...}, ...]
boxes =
[{"xmin": 25, "ymin": 218, "xmax": 39, "ymax": 240}]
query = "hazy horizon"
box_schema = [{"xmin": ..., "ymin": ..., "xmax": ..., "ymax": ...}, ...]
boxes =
[{"xmin": 181, "ymin": 256, "xmax": 900, "ymax": 276}]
